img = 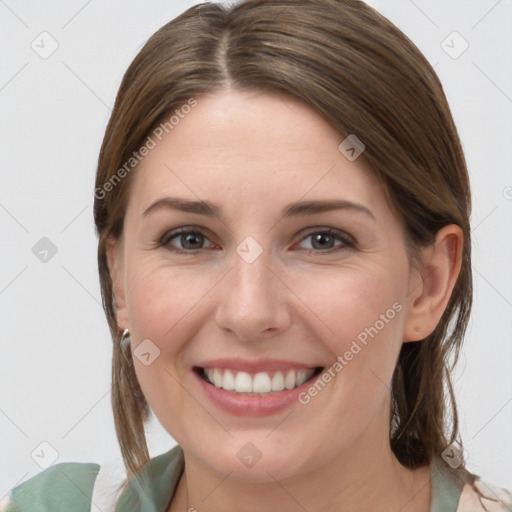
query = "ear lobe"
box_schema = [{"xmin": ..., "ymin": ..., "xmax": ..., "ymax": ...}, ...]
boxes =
[
  {"xmin": 106, "ymin": 236, "xmax": 129, "ymax": 330},
  {"xmin": 403, "ymin": 225, "xmax": 463, "ymax": 342}
]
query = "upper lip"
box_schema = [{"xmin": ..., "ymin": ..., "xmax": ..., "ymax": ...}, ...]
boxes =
[{"xmin": 196, "ymin": 358, "xmax": 320, "ymax": 373}]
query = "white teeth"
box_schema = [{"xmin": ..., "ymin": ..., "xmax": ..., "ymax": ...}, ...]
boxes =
[
  {"xmin": 202, "ymin": 367, "xmax": 316, "ymax": 394},
  {"xmin": 235, "ymin": 371, "xmax": 253, "ymax": 392},
  {"xmin": 284, "ymin": 370, "xmax": 296, "ymax": 390},
  {"xmin": 296, "ymin": 369, "xmax": 310, "ymax": 387},
  {"xmin": 213, "ymin": 368, "xmax": 223, "ymax": 388},
  {"xmin": 223, "ymin": 370, "xmax": 236, "ymax": 391},
  {"xmin": 253, "ymin": 372, "xmax": 272, "ymax": 393},
  {"xmin": 271, "ymin": 371, "xmax": 285, "ymax": 391}
]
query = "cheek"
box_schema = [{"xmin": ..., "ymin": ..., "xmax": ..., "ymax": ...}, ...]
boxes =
[
  {"xmin": 296, "ymin": 262, "xmax": 405, "ymax": 352},
  {"xmin": 125, "ymin": 259, "xmax": 206, "ymax": 341},
  {"xmin": 123, "ymin": 261, "xmax": 216, "ymax": 409},
  {"xmin": 124, "ymin": 263, "xmax": 198, "ymax": 423},
  {"xmin": 296, "ymin": 263, "xmax": 406, "ymax": 414}
]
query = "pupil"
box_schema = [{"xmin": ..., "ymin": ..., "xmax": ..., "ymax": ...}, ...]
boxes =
[
  {"xmin": 183, "ymin": 233, "xmax": 202, "ymax": 249},
  {"xmin": 313, "ymin": 233, "xmax": 332, "ymax": 249}
]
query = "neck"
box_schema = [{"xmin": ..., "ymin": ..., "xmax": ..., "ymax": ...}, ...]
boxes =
[{"xmin": 169, "ymin": 412, "xmax": 431, "ymax": 512}]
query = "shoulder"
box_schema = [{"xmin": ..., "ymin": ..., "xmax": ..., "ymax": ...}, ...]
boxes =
[
  {"xmin": 1, "ymin": 461, "xmax": 100, "ymax": 512},
  {"xmin": 1, "ymin": 447, "xmax": 183, "ymax": 512},
  {"xmin": 457, "ymin": 478, "xmax": 512, "ymax": 512},
  {"xmin": 427, "ymin": 456, "xmax": 511, "ymax": 512}
]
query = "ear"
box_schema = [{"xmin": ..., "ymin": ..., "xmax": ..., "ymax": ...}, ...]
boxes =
[
  {"xmin": 106, "ymin": 236, "xmax": 130, "ymax": 331},
  {"xmin": 403, "ymin": 224, "xmax": 464, "ymax": 342}
]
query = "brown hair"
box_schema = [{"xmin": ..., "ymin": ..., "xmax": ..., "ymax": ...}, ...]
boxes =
[{"xmin": 94, "ymin": 0, "xmax": 479, "ymax": 496}]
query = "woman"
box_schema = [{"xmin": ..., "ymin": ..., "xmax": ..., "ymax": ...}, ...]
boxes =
[{"xmin": 3, "ymin": 0, "xmax": 511, "ymax": 511}]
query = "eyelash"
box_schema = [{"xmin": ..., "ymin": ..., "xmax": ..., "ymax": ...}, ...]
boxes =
[{"xmin": 156, "ymin": 227, "xmax": 355, "ymax": 254}]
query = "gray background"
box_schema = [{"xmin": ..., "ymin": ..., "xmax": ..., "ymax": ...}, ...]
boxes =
[{"xmin": 1, "ymin": 0, "xmax": 511, "ymax": 495}]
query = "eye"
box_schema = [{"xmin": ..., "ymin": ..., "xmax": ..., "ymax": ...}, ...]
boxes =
[
  {"xmin": 158, "ymin": 228, "xmax": 215, "ymax": 252},
  {"xmin": 295, "ymin": 228, "xmax": 355, "ymax": 252},
  {"xmin": 157, "ymin": 227, "xmax": 355, "ymax": 254}
]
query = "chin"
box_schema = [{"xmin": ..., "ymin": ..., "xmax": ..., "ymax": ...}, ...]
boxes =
[{"xmin": 192, "ymin": 439, "xmax": 313, "ymax": 483}]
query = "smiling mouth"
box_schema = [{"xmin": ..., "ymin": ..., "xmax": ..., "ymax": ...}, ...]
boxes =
[{"xmin": 194, "ymin": 366, "xmax": 324, "ymax": 396}]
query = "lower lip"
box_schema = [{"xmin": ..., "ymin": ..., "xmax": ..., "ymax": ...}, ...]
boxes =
[{"xmin": 193, "ymin": 369, "xmax": 320, "ymax": 417}]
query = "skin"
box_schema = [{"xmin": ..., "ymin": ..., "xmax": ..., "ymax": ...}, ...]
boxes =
[{"xmin": 107, "ymin": 89, "xmax": 463, "ymax": 512}]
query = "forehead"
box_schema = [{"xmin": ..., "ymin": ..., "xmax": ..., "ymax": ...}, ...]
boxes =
[{"xmin": 129, "ymin": 89, "xmax": 388, "ymax": 219}]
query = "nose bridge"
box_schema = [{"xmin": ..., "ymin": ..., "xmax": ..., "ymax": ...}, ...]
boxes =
[
  {"xmin": 233, "ymin": 247, "xmax": 272, "ymax": 299},
  {"xmin": 231, "ymin": 243, "xmax": 276, "ymax": 313},
  {"xmin": 214, "ymin": 239, "xmax": 290, "ymax": 339}
]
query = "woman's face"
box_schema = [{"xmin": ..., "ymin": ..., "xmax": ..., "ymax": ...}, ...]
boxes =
[{"xmin": 109, "ymin": 89, "xmax": 424, "ymax": 482}]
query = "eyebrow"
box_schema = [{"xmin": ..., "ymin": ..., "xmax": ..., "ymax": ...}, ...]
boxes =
[{"xmin": 142, "ymin": 196, "xmax": 376, "ymax": 221}]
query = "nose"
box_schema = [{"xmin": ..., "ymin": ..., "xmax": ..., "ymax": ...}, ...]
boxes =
[{"xmin": 214, "ymin": 248, "xmax": 292, "ymax": 342}]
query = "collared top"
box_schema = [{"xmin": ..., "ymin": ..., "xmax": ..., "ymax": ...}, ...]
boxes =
[{"xmin": 2, "ymin": 445, "xmax": 511, "ymax": 511}]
